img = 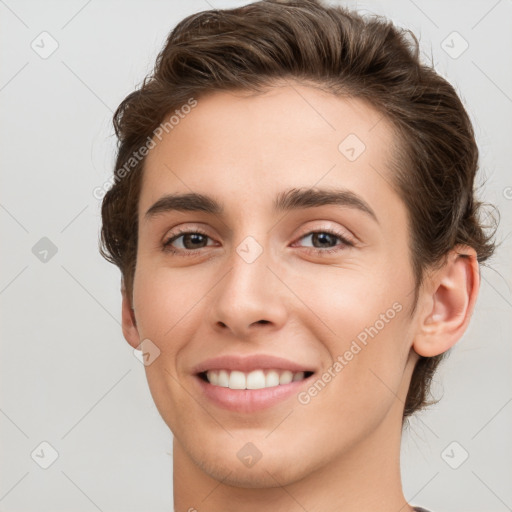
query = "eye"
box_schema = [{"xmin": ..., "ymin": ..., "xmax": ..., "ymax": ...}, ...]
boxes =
[
  {"xmin": 162, "ymin": 228, "xmax": 216, "ymax": 255},
  {"xmin": 162, "ymin": 227, "xmax": 354, "ymax": 257},
  {"xmin": 293, "ymin": 229, "xmax": 354, "ymax": 255}
]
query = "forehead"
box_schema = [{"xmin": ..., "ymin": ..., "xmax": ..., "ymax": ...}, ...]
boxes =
[{"xmin": 139, "ymin": 84, "xmax": 399, "ymax": 219}]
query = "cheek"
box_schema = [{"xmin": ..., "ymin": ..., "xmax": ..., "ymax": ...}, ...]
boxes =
[
  {"xmin": 132, "ymin": 266, "xmax": 206, "ymax": 425},
  {"xmin": 301, "ymin": 262, "xmax": 402, "ymax": 337},
  {"xmin": 132, "ymin": 264, "xmax": 205, "ymax": 341},
  {"xmin": 301, "ymin": 266, "xmax": 410, "ymax": 400}
]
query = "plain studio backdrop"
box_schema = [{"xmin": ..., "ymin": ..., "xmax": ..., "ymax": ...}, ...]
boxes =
[{"xmin": 1, "ymin": 1, "xmax": 511, "ymax": 511}]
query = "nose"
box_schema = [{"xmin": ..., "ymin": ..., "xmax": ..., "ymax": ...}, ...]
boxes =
[{"xmin": 209, "ymin": 239, "xmax": 289, "ymax": 339}]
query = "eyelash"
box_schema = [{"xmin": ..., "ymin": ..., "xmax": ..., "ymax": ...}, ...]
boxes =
[{"xmin": 162, "ymin": 227, "xmax": 354, "ymax": 257}]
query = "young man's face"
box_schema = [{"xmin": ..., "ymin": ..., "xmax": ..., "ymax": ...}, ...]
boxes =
[{"xmin": 125, "ymin": 83, "xmax": 422, "ymax": 486}]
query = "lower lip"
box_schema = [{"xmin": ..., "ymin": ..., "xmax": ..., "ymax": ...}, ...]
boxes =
[{"xmin": 195, "ymin": 374, "xmax": 313, "ymax": 413}]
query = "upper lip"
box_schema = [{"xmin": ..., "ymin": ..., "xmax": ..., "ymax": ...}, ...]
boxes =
[{"xmin": 192, "ymin": 354, "xmax": 316, "ymax": 375}]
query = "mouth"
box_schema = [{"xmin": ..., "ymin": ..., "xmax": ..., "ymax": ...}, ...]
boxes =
[
  {"xmin": 192, "ymin": 354, "xmax": 316, "ymax": 413},
  {"xmin": 198, "ymin": 369, "xmax": 314, "ymax": 390}
]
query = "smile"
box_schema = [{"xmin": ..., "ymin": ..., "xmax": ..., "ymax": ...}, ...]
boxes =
[
  {"xmin": 200, "ymin": 369, "xmax": 313, "ymax": 390},
  {"xmin": 192, "ymin": 354, "xmax": 317, "ymax": 413}
]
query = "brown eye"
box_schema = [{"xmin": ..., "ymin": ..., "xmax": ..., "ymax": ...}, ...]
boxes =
[
  {"xmin": 306, "ymin": 232, "xmax": 338, "ymax": 248},
  {"xmin": 295, "ymin": 229, "xmax": 354, "ymax": 255},
  {"xmin": 163, "ymin": 229, "xmax": 214, "ymax": 255}
]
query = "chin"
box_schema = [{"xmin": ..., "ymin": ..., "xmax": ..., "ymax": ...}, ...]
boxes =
[
  {"xmin": 198, "ymin": 450, "xmax": 312, "ymax": 489},
  {"xmin": 178, "ymin": 429, "xmax": 327, "ymax": 489}
]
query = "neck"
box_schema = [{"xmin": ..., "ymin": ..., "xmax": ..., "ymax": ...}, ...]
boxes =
[{"xmin": 173, "ymin": 402, "xmax": 414, "ymax": 512}]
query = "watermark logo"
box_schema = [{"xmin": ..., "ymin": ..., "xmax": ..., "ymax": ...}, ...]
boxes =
[
  {"xmin": 133, "ymin": 338, "xmax": 161, "ymax": 366},
  {"xmin": 32, "ymin": 237, "xmax": 58, "ymax": 263},
  {"xmin": 31, "ymin": 31, "xmax": 59, "ymax": 59},
  {"xmin": 236, "ymin": 442, "xmax": 263, "ymax": 468},
  {"xmin": 236, "ymin": 236, "xmax": 264, "ymax": 264},
  {"xmin": 441, "ymin": 441, "xmax": 469, "ymax": 469},
  {"xmin": 31, "ymin": 441, "xmax": 59, "ymax": 469},
  {"xmin": 338, "ymin": 133, "xmax": 366, "ymax": 162},
  {"xmin": 441, "ymin": 31, "xmax": 469, "ymax": 59}
]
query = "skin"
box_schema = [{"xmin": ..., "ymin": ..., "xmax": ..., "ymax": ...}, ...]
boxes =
[{"xmin": 120, "ymin": 83, "xmax": 480, "ymax": 512}]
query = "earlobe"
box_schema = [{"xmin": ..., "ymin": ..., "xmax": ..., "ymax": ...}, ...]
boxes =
[
  {"xmin": 121, "ymin": 282, "xmax": 141, "ymax": 349},
  {"xmin": 413, "ymin": 246, "xmax": 480, "ymax": 358}
]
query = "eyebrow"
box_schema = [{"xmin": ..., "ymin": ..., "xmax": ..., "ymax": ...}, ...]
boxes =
[{"xmin": 144, "ymin": 187, "xmax": 378, "ymax": 223}]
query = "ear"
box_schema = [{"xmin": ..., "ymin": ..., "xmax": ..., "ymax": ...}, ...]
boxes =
[
  {"xmin": 121, "ymin": 280, "xmax": 141, "ymax": 350},
  {"xmin": 413, "ymin": 245, "xmax": 480, "ymax": 357}
]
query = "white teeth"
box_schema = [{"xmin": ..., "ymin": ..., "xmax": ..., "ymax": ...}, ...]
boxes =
[
  {"xmin": 279, "ymin": 370, "xmax": 293, "ymax": 385},
  {"xmin": 204, "ymin": 369, "xmax": 309, "ymax": 389},
  {"xmin": 229, "ymin": 370, "xmax": 246, "ymax": 389},
  {"xmin": 247, "ymin": 370, "xmax": 266, "ymax": 389},
  {"xmin": 218, "ymin": 370, "xmax": 229, "ymax": 387},
  {"xmin": 265, "ymin": 370, "xmax": 280, "ymax": 388},
  {"xmin": 208, "ymin": 370, "xmax": 219, "ymax": 386}
]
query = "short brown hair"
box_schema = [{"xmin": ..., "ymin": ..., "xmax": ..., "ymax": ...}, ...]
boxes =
[{"xmin": 99, "ymin": 0, "xmax": 497, "ymax": 418}]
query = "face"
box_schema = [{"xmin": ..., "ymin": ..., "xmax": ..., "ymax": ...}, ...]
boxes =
[{"xmin": 126, "ymin": 83, "xmax": 421, "ymax": 487}]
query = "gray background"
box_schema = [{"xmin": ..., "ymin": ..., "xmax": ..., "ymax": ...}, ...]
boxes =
[{"xmin": 1, "ymin": 0, "xmax": 511, "ymax": 511}]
